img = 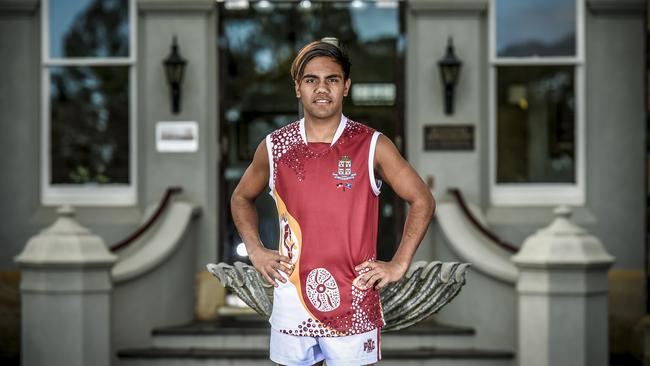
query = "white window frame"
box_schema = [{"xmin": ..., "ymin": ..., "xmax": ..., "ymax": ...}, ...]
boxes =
[
  {"xmin": 488, "ymin": 0, "xmax": 586, "ymax": 206},
  {"xmin": 41, "ymin": 0, "xmax": 137, "ymax": 206}
]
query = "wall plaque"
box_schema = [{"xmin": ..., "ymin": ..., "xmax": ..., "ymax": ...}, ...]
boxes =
[
  {"xmin": 424, "ymin": 124, "xmax": 474, "ymax": 151},
  {"xmin": 156, "ymin": 121, "xmax": 199, "ymax": 152}
]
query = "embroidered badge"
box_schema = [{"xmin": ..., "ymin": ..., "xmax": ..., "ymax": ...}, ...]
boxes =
[
  {"xmin": 363, "ymin": 338, "xmax": 376, "ymax": 353},
  {"xmin": 336, "ymin": 182, "xmax": 353, "ymax": 191},
  {"xmin": 332, "ymin": 155, "xmax": 357, "ymax": 181}
]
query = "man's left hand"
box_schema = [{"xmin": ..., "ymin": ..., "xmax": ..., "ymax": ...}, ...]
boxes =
[{"xmin": 354, "ymin": 260, "xmax": 409, "ymax": 290}]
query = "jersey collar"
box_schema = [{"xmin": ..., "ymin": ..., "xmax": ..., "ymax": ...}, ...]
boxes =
[{"xmin": 299, "ymin": 114, "xmax": 348, "ymax": 147}]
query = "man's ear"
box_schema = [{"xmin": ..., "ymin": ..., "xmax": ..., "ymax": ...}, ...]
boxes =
[
  {"xmin": 294, "ymin": 79, "xmax": 301, "ymax": 98},
  {"xmin": 344, "ymin": 78, "xmax": 351, "ymax": 97}
]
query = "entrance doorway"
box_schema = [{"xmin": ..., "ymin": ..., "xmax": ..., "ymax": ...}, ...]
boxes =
[{"xmin": 217, "ymin": 0, "xmax": 405, "ymax": 264}]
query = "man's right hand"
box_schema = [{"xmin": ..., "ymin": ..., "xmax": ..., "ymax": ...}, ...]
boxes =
[{"xmin": 249, "ymin": 246, "xmax": 293, "ymax": 287}]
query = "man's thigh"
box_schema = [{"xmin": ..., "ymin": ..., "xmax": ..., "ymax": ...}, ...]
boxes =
[
  {"xmin": 317, "ymin": 328, "xmax": 381, "ymax": 366},
  {"xmin": 269, "ymin": 329, "xmax": 325, "ymax": 366}
]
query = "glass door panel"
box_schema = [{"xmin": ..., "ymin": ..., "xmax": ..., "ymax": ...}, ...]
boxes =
[{"xmin": 218, "ymin": 0, "xmax": 405, "ymax": 264}]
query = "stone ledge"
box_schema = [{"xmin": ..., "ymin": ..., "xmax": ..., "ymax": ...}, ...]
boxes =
[
  {"xmin": 151, "ymin": 317, "xmax": 476, "ymax": 336},
  {"xmin": 486, "ymin": 205, "xmax": 597, "ymax": 226},
  {"xmin": 118, "ymin": 347, "xmax": 514, "ymax": 360},
  {"xmin": 0, "ymin": 0, "xmax": 39, "ymax": 13},
  {"xmin": 408, "ymin": 0, "xmax": 488, "ymax": 13},
  {"xmin": 587, "ymin": 0, "xmax": 645, "ymax": 14},
  {"xmin": 138, "ymin": 0, "xmax": 213, "ymax": 12}
]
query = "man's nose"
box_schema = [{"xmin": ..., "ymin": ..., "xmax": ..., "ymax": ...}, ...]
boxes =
[{"xmin": 314, "ymin": 80, "xmax": 329, "ymax": 92}]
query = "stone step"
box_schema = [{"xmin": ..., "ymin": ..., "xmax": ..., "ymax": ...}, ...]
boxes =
[
  {"xmin": 117, "ymin": 347, "xmax": 514, "ymax": 366},
  {"xmin": 118, "ymin": 315, "xmax": 513, "ymax": 365},
  {"xmin": 150, "ymin": 315, "xmax": 478, "ymax": 351}
]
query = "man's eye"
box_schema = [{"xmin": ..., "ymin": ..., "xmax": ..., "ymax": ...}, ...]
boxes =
[
  {"xmin": 305, "ymin": 79, "xmax": 315, "ymax": 83},
  {"xmin": 328, "ymin": 78, "xmax": 339, "ymax": 83}
]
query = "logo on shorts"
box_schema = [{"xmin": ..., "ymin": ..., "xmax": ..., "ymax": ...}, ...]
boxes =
[
  {"xmin": 332, "ymin": 155, "xmax": 356, "ymax": 181},
  {"xmin": 363, "ymin": 338, "xmax": 375, "ymax": 353}
]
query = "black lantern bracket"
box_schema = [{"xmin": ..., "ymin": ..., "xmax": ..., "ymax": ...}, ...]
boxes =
[
  {"xmin": 163, "ymin": 35, "xmax": 187, "ymax": 114},
  {"xmin": 438, "ymin": 37, "xmax": 462, "ymax": 115}
]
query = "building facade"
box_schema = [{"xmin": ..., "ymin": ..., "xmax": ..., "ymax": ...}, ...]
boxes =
[{"xmin": 0, "ymin": 0, "xmax": 646, "ymax": 363}]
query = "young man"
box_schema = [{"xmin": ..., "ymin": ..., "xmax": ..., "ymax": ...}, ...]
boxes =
[{"xmin": 231, "ymin": 41, "xmax": 435, "ymax": 366}]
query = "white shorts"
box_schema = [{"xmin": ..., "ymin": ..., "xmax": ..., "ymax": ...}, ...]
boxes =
[{"xmin": 269, "ymin": 327, "xmax": 381, "ymax": 366}]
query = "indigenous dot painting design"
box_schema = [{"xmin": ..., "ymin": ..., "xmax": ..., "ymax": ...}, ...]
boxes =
[
  {"xmin": 279, "ymin": 213, "xmax": 299, "ymax": 265},
  {"xmin": 279, "ymin": 259, "xmax": 384, "ymax": 336},
  {"xmin": 306, "ymin": 268, "xmax": 340, "ymax": 312},
  {"xmin": 278, "ymin": 317, "xmax": 341, "ymax": 337},
  {"xmin": 270, "ymin": 119, "xmax": 373, "ymax": 184},
  {"xmin": 279, "ymin": 285, "xmax": 384, "ymax": 336}
]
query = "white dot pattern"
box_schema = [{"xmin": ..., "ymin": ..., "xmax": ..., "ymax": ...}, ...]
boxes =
[
  {"xmin": 269, "ymin": 120, "xmax": 373, "ymax": 184},
  {"xmin": 306, "ymin": 268, "xmax": 340, "ymax": 312}
]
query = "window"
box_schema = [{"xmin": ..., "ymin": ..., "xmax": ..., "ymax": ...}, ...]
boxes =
[
  {"xmin": 42, "ymin": 0, "xmax": 136, "ymax": 205},
  {"xmin": 489, "ymin": 0, "xmax": 585, "ymax": 205}
]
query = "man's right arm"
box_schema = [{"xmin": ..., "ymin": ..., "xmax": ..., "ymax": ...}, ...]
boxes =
[{"xmin": 231, "ymin": 139, "xmax": 291, "ymax": 287}]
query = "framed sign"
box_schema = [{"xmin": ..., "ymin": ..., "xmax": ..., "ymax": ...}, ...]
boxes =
[
  {"xmin": 424, "ymin": 125, "xmax": 474, "ymax": 151},
  {"xmin": 156, "ymin": 121, "xmax": 199, "ymax": 153}
]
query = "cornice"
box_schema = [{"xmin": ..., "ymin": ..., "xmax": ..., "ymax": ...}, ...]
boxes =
[
  {"xmin": 587, "ymin": 0, "xmax": 645, "ymax": 14},
  {"xmin": 0, "ymin": 0, "xmax": 39, "ymax": 13},
  {"xmin": 137, "ymin": 0, "xmax": 214, "ymax": 12},
  {"xmin": 408, "ymin": 0, "xmax": 488, "ymax": 13}
]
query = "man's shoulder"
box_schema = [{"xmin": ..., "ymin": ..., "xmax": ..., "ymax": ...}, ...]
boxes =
[{"xmin": 344, "ymin": 118, "xmax": 376, "ymax": 137}]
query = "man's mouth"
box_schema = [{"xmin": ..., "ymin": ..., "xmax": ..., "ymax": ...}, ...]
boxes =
[{"xmin": 314, "ymin": 98, "xmax": 332, "ymax": 105}]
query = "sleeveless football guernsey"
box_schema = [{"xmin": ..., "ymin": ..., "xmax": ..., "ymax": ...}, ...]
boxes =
[{"xmin": 266, "ymin": 115, "xmax": 385, "ymax": 337}]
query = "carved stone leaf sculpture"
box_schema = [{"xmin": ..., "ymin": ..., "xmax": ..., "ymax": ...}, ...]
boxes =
[{"xmin": 206, "ymin": 260, "xmax": 469, "ymax": 332}]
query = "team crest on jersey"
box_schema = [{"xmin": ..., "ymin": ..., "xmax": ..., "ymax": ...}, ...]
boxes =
[{"xmin": 332, "ymin": 155, "xmax": 357, "ymax": 181}]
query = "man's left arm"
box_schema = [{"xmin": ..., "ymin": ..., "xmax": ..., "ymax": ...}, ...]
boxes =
[{"xmin": 355, "ymin": 134, "xmax": 436, "ymax": 290}]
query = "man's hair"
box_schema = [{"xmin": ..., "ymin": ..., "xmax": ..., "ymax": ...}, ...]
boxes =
[{"xmin": 290, "ymin": 41, "xmax": 351, "ymax": 81}]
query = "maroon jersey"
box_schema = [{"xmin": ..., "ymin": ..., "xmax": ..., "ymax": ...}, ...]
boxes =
[{"xmin": 266, "ymin": 115, "xmax": 385, "ymax": 337}]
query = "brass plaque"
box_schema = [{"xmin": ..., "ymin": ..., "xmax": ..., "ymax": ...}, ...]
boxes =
[{"xmin": 424, "ymin": 125, "xmax": 474, "ymax": 151}]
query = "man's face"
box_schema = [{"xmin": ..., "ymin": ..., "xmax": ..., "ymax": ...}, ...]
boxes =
[{"xmin": 294, "ymin": 56, "xmax": 351, "ymax": 121}]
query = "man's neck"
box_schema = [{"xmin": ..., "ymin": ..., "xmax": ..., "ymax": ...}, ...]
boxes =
[{"xmin": 303, "ymin": 114, "xmax": 343, "ymax": 143}]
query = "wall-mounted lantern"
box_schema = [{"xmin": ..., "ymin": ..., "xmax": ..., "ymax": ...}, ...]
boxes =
[
  {"xmin": 163, "ymin": 35, "xmax": 187, "ymax": 114},
  {"xmin": 438, "ymin": 37, "xmax": 462, "ymax": 115}
]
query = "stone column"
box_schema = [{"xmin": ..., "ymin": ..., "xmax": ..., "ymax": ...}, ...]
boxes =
[
  {"xmin": 15, "ymin": 206, "xmax": 116, "ymax": 366},
  {"xmin": 512, "ymin": 206, "xmax": 614, "ymax": 366}
]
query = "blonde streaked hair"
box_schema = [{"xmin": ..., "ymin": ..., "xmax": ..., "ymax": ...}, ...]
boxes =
[{"xmin": 290, "ymin": 40, "xmax": 351, "ymax": 81}]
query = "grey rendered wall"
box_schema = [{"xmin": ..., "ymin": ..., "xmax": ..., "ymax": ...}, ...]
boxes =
[
  {"xmin": 112, "ymin": 226, "xmax": 197, "ymax": 364},
  {"xmin": 584, "ymin": 2, "xmax": 646, "ymax": 357},
  {"xmin": 582, "ymin": 2, "xmax": 645, "ymax": 270},
  {"xmin": 406, "ymin": 0, "xmax": 645, "ymax": 352},
  {"xmin": 0, "ymin": 0, "xmax": 219, "ymax": 271},
  {"xmin": 406, "ymin": 1, "xmax": 486, "ymax": 207},
  {"xmin": 0, "ymin": 0, "xmax": 49, "ymax": 269},
  {"xmin": 406, "ymin": 0, "xmax": 517, "ymax": 351},
  {"xmin": 111, "ymin": 1, "xmax": 217, "ymax": 358},
  {"xmin": 137, "ymin": 0, "xmax": 219, "ymax": 271}
]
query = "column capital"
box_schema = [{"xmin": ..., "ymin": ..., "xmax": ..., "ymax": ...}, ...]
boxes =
[
  {"xmin": 512, "ymin": 205, "xmax": 614, "ymax": 270},
  {"xmin": 15, "ymin": 205, "xmax": 116, "ymax": 269}
]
